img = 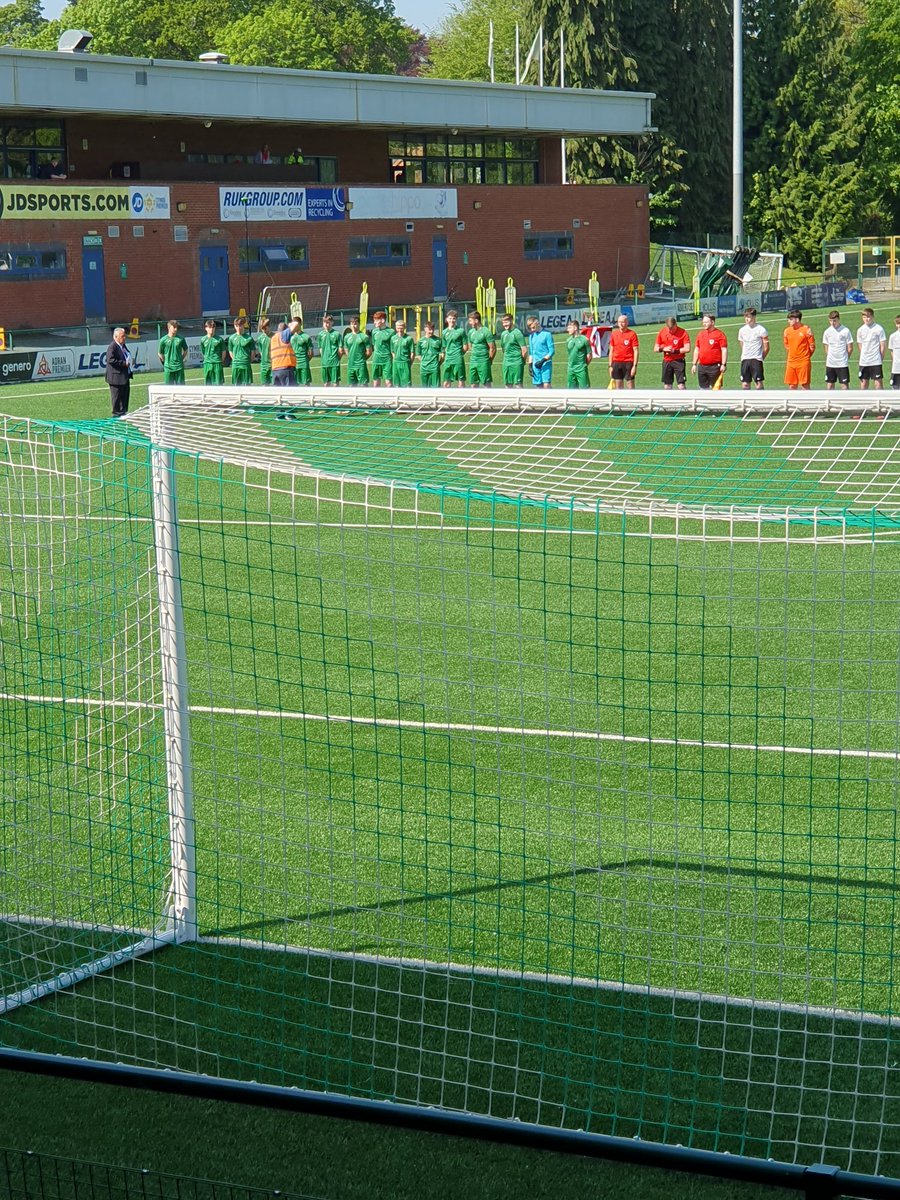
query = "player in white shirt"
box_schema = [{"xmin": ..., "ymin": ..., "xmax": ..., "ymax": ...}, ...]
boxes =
[
  {"xmin": 737, "ymin": 307, "xmax": 769, "ymax": 389},
  {"xmin": 856, "ymin": 307, "xmax": 887, "ymax": 389},
  {"xmin": 821, "ymin": 310, "xmax": 854, "ymax": 390},
  {"xmin": 889, "ymin": 315, "xmax": 900, "ymax": 391}
]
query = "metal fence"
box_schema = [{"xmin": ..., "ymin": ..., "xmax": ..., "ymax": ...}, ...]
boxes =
[{"xmin": 822, "ymin": 236, "xmax": 899, "ymax": 291}]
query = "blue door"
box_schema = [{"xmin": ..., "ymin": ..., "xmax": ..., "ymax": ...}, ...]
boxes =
[
  {"xmin": 432, "ymin": 236, "xmax": 448, "ymax": 301},
  {"xmin": 200, "ymin": 245, "xmax": 230, "ymax": 315},
  {"xmin": 81, "ymin": 247, "xmax": 106, "ymax": 320}
]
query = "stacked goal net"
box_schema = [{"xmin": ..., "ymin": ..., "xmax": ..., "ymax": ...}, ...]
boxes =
[
  {"xmin": 256, "ymin": 282, "xmax": 331, "ymax": 328},
  {"xmin": 3, "ymin": 389, "xmax": 900, "ymax": 1176}
]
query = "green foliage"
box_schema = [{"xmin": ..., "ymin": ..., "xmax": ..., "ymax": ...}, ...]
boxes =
[
  {"xmin": 17, "ymin": 0, "xmax": 416, "ymax": 74},
  {"xmin": 427, "ymin": 0, "xmax": 524, "ymax": 84},
  {"xmin": 746, "ymin": 0, "xmax": 865, "ymax": 266},
  {"xmin": 0, "ymin": 0, "xmax": 45, "ymax": 42},
  {"xmin": 852, "ymin": 0, "xmax": 900, "ymax": 230}
]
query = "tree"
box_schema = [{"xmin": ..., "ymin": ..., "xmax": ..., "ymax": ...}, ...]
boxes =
[
  {"xmin": 427, "ymin": 0, "xmax": 525, "ymax": 85},
  {"xmin": 746, "ymin": 0, "xmax": 866, "ymax": 266},
  {"xmin": 852, "ymin": 0, "xmax": 900, "ymax": 230},
  {"xmin": 0, "ymin": 0, "xmax": 45, "ymax": 43},
  {"xmin": 19, "ymin": 0, "xmax": 417, "ymax": 75}
]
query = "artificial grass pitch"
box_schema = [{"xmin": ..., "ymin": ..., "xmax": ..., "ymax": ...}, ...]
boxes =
[{"xmin": 2, "ymin": 391, "xmax": 900, "ymax": 1178}]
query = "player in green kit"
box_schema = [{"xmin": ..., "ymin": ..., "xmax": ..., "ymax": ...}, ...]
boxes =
[
  {"xmin": 200, "ymin": 319, "xmax": 226, "ymax": 385},
  {"xmin": 291, "ymin": 320, "xmax": 313, "ymax": 385},
  {"xmin": 565, "ymin": 318, "xmax": 593, "ymax": 388},
  {"xmin": 499, "ymin": 313, "xmax": 527, "ymax": 387},
  {"xmin": 466, "ymin": 311, "xmax": 495, "ymax": 386},
  {"xmin": 370, "ymin": 310, "xmax": 393, "ymax": 386},
  {"xmin": 227, "ymin": 317, "xmax": 255, "ymax": 386},
  {"xmin": 158, "ymin": 319, "xmax": 188, "ymax": 384},
  {"xmin": 417, "ymin": 321, "xmax": 442, "ymax": 387},
  {"xmin": 343, "ymin": 315, "xmax": 372, "ymax": 386},
  {"xmin": 257, "ymin": 316, "xmax": 272, "ymax": 385},
  {"xmin": 390, "ymin": 319, "xmax": 415, "ymax": 387},
  {"xmin": 441, "ymin": 309, "xmax": 467, "ymax": 387},
  {"xmin": 319, "ymin": 314, "xmax": 343, "ymax": 386}
]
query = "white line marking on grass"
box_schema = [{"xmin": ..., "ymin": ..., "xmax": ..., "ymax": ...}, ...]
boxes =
[
  {"xmin": 2, "ymin": 691, "xmax": 898, "ymax": 762},
  {"xmin": 3, "ymin": 914, "xmax": 894, "ymax": 1028}
]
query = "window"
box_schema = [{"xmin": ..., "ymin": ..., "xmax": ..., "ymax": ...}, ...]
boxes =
[
  {"xmin": 349, "ymin": 237, "xmax": 410, "ymax": 267},
  {"xmin": 1, "ymin": 120, "xmax": 65, "ymax": 179},
  {"xmin": 240, "ymin": 240, "xmax": 309, "ymax": 273},
  {"xmin": 387, "ymin": 134, "xmax": 540, "ymax": 186},
  {"xmin": 0, "ymin": 243, "xmax": 67, "ymax": 279},
  {"xmin": 524, "ymin": 232, "xmax": 574, "ymax": 261}
]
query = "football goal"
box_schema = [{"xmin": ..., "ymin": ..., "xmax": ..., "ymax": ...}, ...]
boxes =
[
  {"xmin": 256, "ymin": 282, "xmax": 331, "ymax": 327},
  {"xmin": 2, "ymin": 389, "xmax": 900, "ymax": 1177}
]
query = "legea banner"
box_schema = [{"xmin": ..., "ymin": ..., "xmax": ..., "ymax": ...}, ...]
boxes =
[
  {"xmin": 0, "ymin": 184, "xmax": 171, "ymax": 221},
  {"xmin": 219, "ymin": 187, "xmax": 346, "ymax": 222}
]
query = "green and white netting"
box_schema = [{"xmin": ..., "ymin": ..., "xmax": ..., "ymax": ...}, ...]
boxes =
[{"xmin": 2, "ymin": 388, "xmax": 900, "ymax": 1174}]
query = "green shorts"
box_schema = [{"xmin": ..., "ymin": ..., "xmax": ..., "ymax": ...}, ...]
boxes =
[
  {"xmin": 420, "ymin": 369, "xmax": 440, "ymax": 388},
  {"xmin": 231, "ymin": 365, "xmax": 253, "ymax": 386},
  {"xmin": 347, "ymin": 365, "xmax": 369, "ymax": 386},
  {"xmin": 372, "ymin": 360, "xmax": 391, "ymax": 382},
  {"xmin": 164, "ymin": 369, "xmax": 185, "ymax": 385},
  {"xmin": 469, "ymin": 361, "xmax": 493, "ymax": 386},
  {"xmin": 296, "ymin": 365, "xmax": 312, "ymax": 386},
  {"xmin": 567, "ymin": 369, "xmax": 591, "ymax": 389},
  {"xmin": 203, "ymin": 364, "xmax": 224, "ymax": 386},
  {"xmin": 503, "ymin": 364, "xmax": 525, "ymax": 387},
  {"xmin": 392, "ymin": 366, "xmax": 412, "ymax": 388},
  {"xmin": 260, "ymin": 366, "xmax": 272, "ymax": 386},
  {"xmin": 443, "ymin": 362, "xmax": 465, "ymax": 383},
  {"xmin": 321, "ymin": 364, "xmax": 340, "ymax": 385}
]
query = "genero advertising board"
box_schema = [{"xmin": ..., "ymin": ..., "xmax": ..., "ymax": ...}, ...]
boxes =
[
  {"xmin": 348, "ymin": 188, "xmax": 457, "ymax": 221},
  {"xmin": 0, "ymin": 185, "xmax": 171, "ymax": 221}
]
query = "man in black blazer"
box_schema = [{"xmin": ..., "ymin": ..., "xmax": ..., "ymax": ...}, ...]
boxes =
[{"xmin": 106, "ymin": 327, "xmax": 132, "ymax": 415}]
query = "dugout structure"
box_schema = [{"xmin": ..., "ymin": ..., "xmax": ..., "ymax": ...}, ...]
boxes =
[{"xmin": 3, "ymin": 389, "xmax": 900, "ymax": 1178}]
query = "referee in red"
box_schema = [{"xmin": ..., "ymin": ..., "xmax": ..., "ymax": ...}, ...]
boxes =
[{"xmin": 691, "ymin": 312, "xmax": 728, "ymax": 389}]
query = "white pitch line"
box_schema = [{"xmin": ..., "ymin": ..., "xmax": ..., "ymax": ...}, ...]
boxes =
[{"xmin": 1, "ymin": 691, "xmax": 898, "ymax": 763}]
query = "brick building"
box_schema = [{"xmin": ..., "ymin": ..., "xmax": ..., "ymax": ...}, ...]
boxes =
[{"xmin": 0, "ymin": 47, "xmax": 654, "ymax": 329}]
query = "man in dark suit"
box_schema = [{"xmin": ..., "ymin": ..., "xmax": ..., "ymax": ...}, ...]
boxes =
[{"xmin": 106, "ymin": 327, "xmax": 132, "ymax": 415}]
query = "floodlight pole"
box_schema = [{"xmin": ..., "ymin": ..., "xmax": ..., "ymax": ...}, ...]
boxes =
[
  {"xmin": 732, "ymin": 0, "xmax": 744, "ymax": 247},
  {"xmin": 242, "ymin": 194, "xmax": 253, "ymax": 321},
  {"xmin": 560, "ymin": 28, "xmax": 568, "ymax": 185}
]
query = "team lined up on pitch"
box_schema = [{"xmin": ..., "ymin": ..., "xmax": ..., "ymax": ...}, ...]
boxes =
[{"xmin": 156, "ymin": 307, "xmax": 900, "ymax": 393}]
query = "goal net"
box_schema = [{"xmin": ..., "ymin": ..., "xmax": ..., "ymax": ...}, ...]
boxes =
[
  {"xmin": 256, "ymin": 282, "xmax": 331, "ymax": 327},
  {"xmin": 3, "ymin": 390, "xmax": 900, "ymax": 1176}
]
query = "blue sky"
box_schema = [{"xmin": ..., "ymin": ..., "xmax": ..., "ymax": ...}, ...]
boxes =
[{"xmin": 42, "ymin": 0, "xmax": 450, "ymax": 36}]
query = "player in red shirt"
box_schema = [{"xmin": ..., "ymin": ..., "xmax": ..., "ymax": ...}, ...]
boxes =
[
  {"xmin": 608, "ymin": 314, "xmax": 639, "ymax": 389},
  {"xmin": 653, "ymin": 316, "xmax": 691, "ymax": 389},
  {"xmin": 691, "ymin": 312, "xmax": 728, "ymax": 389}
]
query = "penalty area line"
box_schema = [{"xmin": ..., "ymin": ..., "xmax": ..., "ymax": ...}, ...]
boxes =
[{"xmin": 0, "ymin": 691, "xmax": 897, "ymax": 763}]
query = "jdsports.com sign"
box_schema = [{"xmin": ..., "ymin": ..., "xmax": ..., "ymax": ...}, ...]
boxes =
[{"xmin": 0, "ymin": 184, "xmax": 171, "ymax": 220}]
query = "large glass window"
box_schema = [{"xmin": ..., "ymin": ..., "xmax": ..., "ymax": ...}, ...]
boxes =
[
  {"xmin": 349, "ymin": 237, "xmax": 410, "ymax": 267},
  {"xmin": 389, "ymin": 134, "xmax": 539, "ymax": 186},
  {"xmin": 1, "ymin": 121, "xmax": 65, "ymax": 179},
  {"xmin": 0, "ymin": 243, "xmax": 67, "ymax": 279},
  {"xmin": 523, "ymin": 232, "xmax": 574, "ymax": 261},
  {"xmin": 239, "ymin": 240, "xmax": 309, "ymax": 273}
]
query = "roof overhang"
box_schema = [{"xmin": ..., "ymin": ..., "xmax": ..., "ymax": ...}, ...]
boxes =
[{"xmin": 0, "ymin": 48, "xmax": 654, "ymax": 138}]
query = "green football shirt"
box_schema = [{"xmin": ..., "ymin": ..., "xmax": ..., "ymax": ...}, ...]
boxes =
[
  {"xmin": 566, "ymin": 333, "xmax": 591, "ymax": 370},
  {"xmin": 200, "ymin": 335, "xmax": 226, "ymax": 366},
  {"xmin": 371, "ymin": 326, "xmax": 394, "ymax": 365},
  {"xmin": 442, "ymin": 327, "xmax": 467, "ymax": 365},
  {"xmin": 467, "ymin": 326, "xmax": 494, "ymax": 364},
  {"xmin": 343, "ymin": 331, "xmax": 372, "ymax": 370},
  {"xmin": 417, "ymin": 335, "xmax": 442, "ymax": 372},
  {"xmin": 319, "ymin": 329, "xmax": 342, "ymax": 368},
  {"xmin": 227, "ymin": 332, "xmax": 255, "ymax": 368},
  {"xmin": 159, "ymin": 334, "xmax": 187, "ymax": 372},
  {"xmin": 500, "ymin": 328, "xmax": 526, "ymax": 365}
]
